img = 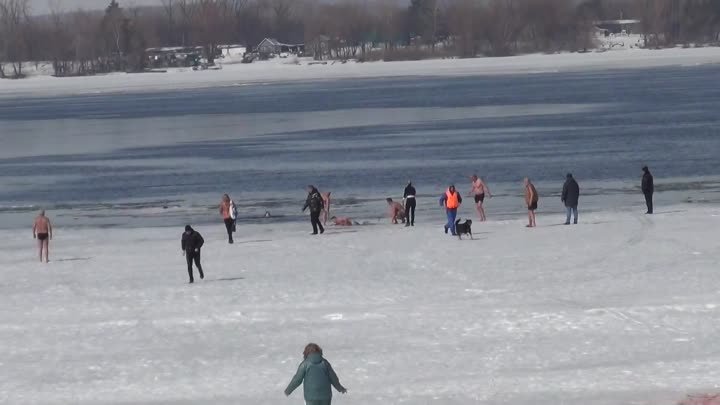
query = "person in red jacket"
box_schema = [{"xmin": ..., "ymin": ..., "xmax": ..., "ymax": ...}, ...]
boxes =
[{"xmin": 219, "ymin": 194, "xmax": 235, "ymax": 244}]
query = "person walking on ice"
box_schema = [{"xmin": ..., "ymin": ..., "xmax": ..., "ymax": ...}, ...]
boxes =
[
  {"xmin": 32, "ymin": 210, "xmax": 53, "ymax": 263},
  {"xmin": 440, "ymin": 185, "xmax": 462, "ymax": 235},
  {"xmin": 303, "ymin": 186, "xmax": 325, "ymax": 235},
  {"xmin": 284, "ymin": 343, "xmax": 347, "ymax": 405},
  {"xmin": 469, "ymin": 174, "xmax": 492, "ymax": 221},
  {"xmin": 641, "ymin": 166, "xmax": 654, "ymax": 214},
  {"xmin": 219, "ymin": 194, "xmax": 237, "ymax": 244},
  {"xmin": 561, "ymin": 173, "xmax": 580, "ymax": 225},
  {"xmin": 181, "ymin": 225, "xmax": 204, "ymax": 284},
  {"xmin": 403, "ymin": 181, "xmax": 416, "ymax": 227},
  {"xmin": 524, "ymin": 178, "xmax": 539, "ymax": 228}
]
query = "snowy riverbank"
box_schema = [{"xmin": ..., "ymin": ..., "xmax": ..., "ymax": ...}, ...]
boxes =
[
  {"xmin": 2, "ymin": 204, "xmax": 720, "ymax": 404},
  {"xmin": 2, "ymin": 47, "xmax": 720, "ymax": 99}
]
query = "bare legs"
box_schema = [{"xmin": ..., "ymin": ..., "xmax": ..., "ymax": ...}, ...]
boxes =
[
  {"xmin": 527, "ymin": 210, "xmax": 536, "ymax": 228},
  {"xmin": 38, "ymin": 239, "xmax": 49, "ymax": 263},
  {"xmin": 475, "ymin": 202, "xmax": 487, "ymax": 222}
]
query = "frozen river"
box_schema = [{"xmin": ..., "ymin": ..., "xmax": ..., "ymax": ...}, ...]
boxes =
[{"xmin": 2, "ymin": 65, "xmax": 720, "ymax": 228}]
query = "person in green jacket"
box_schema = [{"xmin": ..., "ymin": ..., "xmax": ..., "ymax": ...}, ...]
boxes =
[{"xmin": 284, "ymin": 343, "xmax": 347, "ymax": 405}]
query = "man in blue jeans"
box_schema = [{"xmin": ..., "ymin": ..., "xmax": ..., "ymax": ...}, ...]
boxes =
[
  {"xmin": 561, "ymin": 173, "xmax": 580, "ymax": 225},
  {"xmin": 439, "ymin": 185, "xmax": 462, "ymax": 235}
]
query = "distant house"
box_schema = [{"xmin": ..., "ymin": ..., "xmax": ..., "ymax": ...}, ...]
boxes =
[
  {"xmin": 219, "ymin": 44, "xmax": 246, "ymax": 58},
  {"xmin": 146, "ymin": 47, "xmax": 202, "ymax": 68},
  {"xmin": 596, "ymin": 19, "xmax": 642, "ymax": 36},
  {"xmin": 255, "ymin": 38, "xmax": 305, "ymax": 59}
]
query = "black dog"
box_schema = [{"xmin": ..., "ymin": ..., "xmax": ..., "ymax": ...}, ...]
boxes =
[{"xmin": 454, "ymin": 219, "xmax": 473, "ymax": 240}]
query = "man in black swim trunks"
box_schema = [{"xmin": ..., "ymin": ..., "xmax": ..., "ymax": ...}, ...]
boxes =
[
  {"xmin": 470, "ymin": 174, "xmax": 492, "ymax": 221},
  {"xmin": 33, "ymin": 210, "xmax": 53, "ymax": 263}
]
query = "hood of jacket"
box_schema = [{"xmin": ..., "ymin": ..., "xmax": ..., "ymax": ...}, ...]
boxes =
[{"xmin": 307, "ymin": 352, "xmax": 323, "ymax": 364}]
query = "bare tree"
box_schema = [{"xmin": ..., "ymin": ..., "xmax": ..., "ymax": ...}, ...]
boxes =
[
  {"xmin": 177, "ymin": 0, "xmax": 197, "ymax": 46},
  {"xmin": 0, "ymin": 0, "xmax": 31, "ymax": 78}
]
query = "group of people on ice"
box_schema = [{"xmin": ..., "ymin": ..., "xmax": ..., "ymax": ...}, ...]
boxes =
[
  {"xmin": 31, "ymin": 165, "xmax": 656, "ymax": 290},
  {"xmin": 26, "ymin": 167, "xmax": 658, "ymax": 404},
  {"xmin": 296, "ymin": 165, "xmax": 656, "ymax": 235}
]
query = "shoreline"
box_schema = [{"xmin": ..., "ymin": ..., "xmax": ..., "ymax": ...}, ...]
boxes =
[{"xmin": 2, "ymin": 47, "xmax": 720, "ymax": 99}]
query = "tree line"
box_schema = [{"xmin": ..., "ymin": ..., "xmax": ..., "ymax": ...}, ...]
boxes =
[{"xmin": 1, "ymin": 0, "xmax": 720, "ymax": 78}]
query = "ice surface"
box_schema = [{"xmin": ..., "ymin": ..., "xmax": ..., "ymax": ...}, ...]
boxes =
[{"xmin": 2, "ymin": 205, "xmax": 720, "ymax": 404}]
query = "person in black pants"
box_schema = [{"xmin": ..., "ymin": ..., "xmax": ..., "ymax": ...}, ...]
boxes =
[
  {"xmin": 302, "ymin": 185, "xmax": 325, "ymax": 235},
  {"xmin": 641, "ymin": 166, "xmax": 654, "ymax": 214},
  {"xmin": 403, "ymin": 181, "xmax": 416, "ymax": 227},
  {"xmin": 181, "ymin": 225, "xmax": 205, "ymax": 283}
]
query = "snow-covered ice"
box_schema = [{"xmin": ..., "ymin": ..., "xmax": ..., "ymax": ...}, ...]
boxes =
[
  {"xmin": 3, "ymin": 46, "xmax": 720, "ymax": 98},
  {"xmin": 2, "ymin": 204, "xmax": 720, "ymax": 404}
]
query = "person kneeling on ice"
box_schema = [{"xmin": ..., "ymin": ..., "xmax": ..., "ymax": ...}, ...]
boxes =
[
  {"xmin": 181, "ymin": 225, "xmax": 204, "ymax": 284},
  {"xmin": 386, "ymin": 198, "xmax": 406, "ymax": 224},
  {"xmin": 440, "ymin": 185, "xmax": 462, "ymax": 235},
  {"xmin": 285, "ymin": 343, "xmax": 347, "ymax": 405}
]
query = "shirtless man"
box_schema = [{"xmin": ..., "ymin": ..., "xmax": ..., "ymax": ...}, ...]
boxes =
[
  {"xmin": 321, "ymin": 192, "xmax": 332, "ymax": 225},
  {"xmin": 469, "ymin": 174, "xmax": 492, "ymax": 221},
  {"xmin": 32, "ymin": 210, "xmax": 53, "ymax": 263},
  {"xmin": 330, "ymin": 216, "xmax": 354, "ymax": 226},
  {"xmin": 386, "ymin": 198, "xmax": 406, "ymax": 224},
  {"xmin": 524, "ymin": 178, "xmax": 538, "ymax": 228}
]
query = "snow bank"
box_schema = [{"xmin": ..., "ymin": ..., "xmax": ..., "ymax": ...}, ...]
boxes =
[
  {"xmin": 2, "ymin": 204, "xmax": 720, "ymax": 404},
  {"xmin": 2, "ymin": 46, "xmax": 720, "ymax": 99}
]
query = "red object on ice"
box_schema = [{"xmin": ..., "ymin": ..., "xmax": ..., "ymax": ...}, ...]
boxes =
[{"xmin": 679, "ymin": 394, "xmax": 720, "ymax": 405}]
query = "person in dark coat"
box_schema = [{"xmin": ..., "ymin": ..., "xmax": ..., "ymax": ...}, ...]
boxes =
[
  {"xmin": 403, "ymin": 181, "xmax": 416, "ymax": 227},
  {"xmin": 641, "ymin": 166, "xmax": 654, "ymax": 214},
  {"xmin": 561, "ymin": 173, "xmax": 580, "ymax": 225},
  {"xmin": 181, "ymin": 225, "xmax": 205, "ymax": 283},
  {"xmin": 302, "ymin": 185, "xmax": 325, "ymax": 235}
]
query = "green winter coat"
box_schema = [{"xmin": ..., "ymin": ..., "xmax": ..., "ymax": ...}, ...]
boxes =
[{"xmin": 284, "ymin": 353, "xmax": 346, "ymax": 402}]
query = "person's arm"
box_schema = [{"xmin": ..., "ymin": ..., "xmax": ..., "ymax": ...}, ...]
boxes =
[
  {"xmin": 561, "ymin": 182, "xmax": 568, "ymax": 203},
  {"xmin": 197, "ymin": 234, "xmax": 204, "ymax": 251},
  {"xmin": 483, "ymin": 181, "xmax": 492, "ymax": 198},
  {"xmin": 326, "ymin": 361, "xmax": 347, "ymax": 394},
  {"xmin": 32, "ymin": 220, "xmax": 37, "ymax": 239},
  {"xmin": 302, "ymin": 195, "xmax": 310, "ymax": 212},
  {"xmin": 458, "ymin": 194, "xmax": 463, "ymax": 204},
  {"xmin": 439, "ymin": 195, "xmax": 446, "ymax": 207},
  {"xmin": 284, "ymin": 362, "xmax": 306, "ymax": 396},
  {"xmin": 48, "ymin": 220, "xmax": 53, "ymax": 239},
  {"xmin": 181, "ymin": 234, "xmax": 187, "ymax": 253}
]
